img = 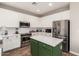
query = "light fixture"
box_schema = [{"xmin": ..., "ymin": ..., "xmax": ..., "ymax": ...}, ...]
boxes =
[
  {"xmin": 32, "ymin": 2, "xmax": 40, "ymax": 12},
  {"xmin": 32, "ymin": 2, "xmax": 39, "ymax": 6},
  {"xmin": 48, "ymin": 3, "xmax": 53, "ymax": 6}
]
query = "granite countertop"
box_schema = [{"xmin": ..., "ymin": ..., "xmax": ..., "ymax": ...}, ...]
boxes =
[{"xmin": 31, "ymin": 35, "xmax": 63, "ymax": 47}]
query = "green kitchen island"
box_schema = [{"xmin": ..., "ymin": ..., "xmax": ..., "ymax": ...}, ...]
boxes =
[{"xmin": 31, "ymin": 35, "xmax": 63, "ymax": 56}]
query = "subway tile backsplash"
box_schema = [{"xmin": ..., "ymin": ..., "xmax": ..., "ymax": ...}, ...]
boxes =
[{"xmin": 0, "ymin": 27, "xmax": 19, "ymax": 35}]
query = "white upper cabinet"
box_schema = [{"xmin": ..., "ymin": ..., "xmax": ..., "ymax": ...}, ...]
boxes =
[
  {"xmin": 0, "ymin": 8, "xmax": 70, "ymax": 28},
  {"xmin": 18, "ymin": 13, "xmax": 40, "ymax": 27},
  {"xmin": 0, "ymin": 8, "xmax": 39, "ymax": 27},
  {"xmin": 0, "ymin": 8, "xmax": 19, "ymax": 27}
]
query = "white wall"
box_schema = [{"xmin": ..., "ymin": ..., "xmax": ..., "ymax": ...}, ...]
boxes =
[
  {"xmin": 70, "ymin": 3, "xmax": 79, "ymax": 55},
  {"xmin": 39, "ymin": 10, "xmax": 70, "ymax": 27}
]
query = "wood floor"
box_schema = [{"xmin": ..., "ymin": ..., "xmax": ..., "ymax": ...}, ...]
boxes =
[{"xmin": 2, "ymin": 45, "xmax": 75, "ymax": 56}]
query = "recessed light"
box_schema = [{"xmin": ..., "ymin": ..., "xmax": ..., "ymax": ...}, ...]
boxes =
[
  {"xmin": 36, "ymin": 9, "xmax": 40, "ymax": 12},
  {"xmin": 48, "ymin": 3, "xmax": 53, "ymax": 6}
]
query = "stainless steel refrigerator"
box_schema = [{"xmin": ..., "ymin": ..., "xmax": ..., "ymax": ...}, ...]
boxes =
[{"xmin": 52, "ymin": 20, "xmax": 70, "ymax": 52}]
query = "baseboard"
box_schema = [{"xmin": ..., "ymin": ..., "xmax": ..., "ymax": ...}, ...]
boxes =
[{"xmin": 70, "ymin": 51, "xmax": 79, "ymax": 56}]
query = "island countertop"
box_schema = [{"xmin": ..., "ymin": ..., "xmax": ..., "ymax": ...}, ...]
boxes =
[{"xmin": 31, "ymin": 35, "xmax": 63, "ymax": 47}]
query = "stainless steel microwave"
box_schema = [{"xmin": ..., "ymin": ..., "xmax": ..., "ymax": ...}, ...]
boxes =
[{"xmin": 19, "ymin": 21, "xmax": 30, "ymax": 28}]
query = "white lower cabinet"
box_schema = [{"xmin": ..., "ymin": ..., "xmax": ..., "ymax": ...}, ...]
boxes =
[
  {"xmin": 3, "ymin": 34, "xmax": 21, "ymax": 52},
  {"xmin": 0, "ymin": 48, "xmax": 2, "ymax": 56}
]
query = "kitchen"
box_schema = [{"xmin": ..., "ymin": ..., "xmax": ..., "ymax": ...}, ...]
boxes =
[{"xmin": 0, "ymin": 2, "xmax": 79, "ymax": 56}]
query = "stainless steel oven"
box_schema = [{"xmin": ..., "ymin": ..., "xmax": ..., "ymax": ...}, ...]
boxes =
[{"xmin": 21, "ymin": 33, "xmax": 31, "ymax": 47}]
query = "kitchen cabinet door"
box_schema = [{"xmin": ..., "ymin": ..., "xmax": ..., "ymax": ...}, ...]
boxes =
[
  {"xmin": 31, "ymin": 39, "xmax": 39, "ymax": 56},
  {"xmin": 0, "ymin": 8, "xmax": 19, "ymax": 27},
  {"xmin": 3, "ymin": 37, "xmax": 12, "ymax": 52},
  {"xmin": 52, "ymin": 44, "xmax": 62, "ymax": 56},
  {"xmin": 9, "ymin": 35, "xmax": 21, "ymax": 50},
  {"xmin": 12, "ymin": 35, "xmax": 21, "ymax": 47},
  {"xmin": 39, "ymin": 42, "xmax": 53, "ymax": 56},
  {"xmin": 3, "ymin": 34, "xmax": 21, "ymax": 52}
]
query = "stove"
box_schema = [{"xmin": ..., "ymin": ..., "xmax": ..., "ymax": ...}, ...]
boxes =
[{"xmin": 21, "ymin": 33, "xmax": 31, "ymax": 47}]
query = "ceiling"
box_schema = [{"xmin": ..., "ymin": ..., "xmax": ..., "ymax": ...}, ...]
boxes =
[{"xmin": 0, "ymin": 2, "xmax": 69, "ymax": 17}]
